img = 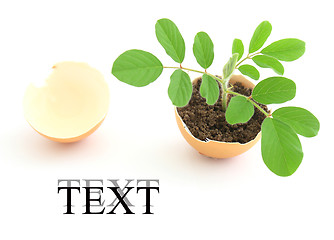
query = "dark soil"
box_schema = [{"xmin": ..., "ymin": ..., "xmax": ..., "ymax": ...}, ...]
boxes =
[{"xmin": 177, "ymin": 77, "xmax": 269, "ymax": 143}]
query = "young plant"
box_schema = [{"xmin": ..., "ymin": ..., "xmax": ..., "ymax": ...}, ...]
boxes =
[{"xmin": 112, "ymin": 19, "xmax": 320, "ymax": 177}]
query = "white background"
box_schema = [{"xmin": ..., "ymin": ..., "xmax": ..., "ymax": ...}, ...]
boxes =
[{"xmin": 0, "ymin": 0, "xmax": 333, "ymax": 239}]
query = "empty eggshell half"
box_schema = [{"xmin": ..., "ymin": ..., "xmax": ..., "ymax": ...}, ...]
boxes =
[{"xmin": 23, "ymin": 61, "xmax": 109, "ymax": 143}]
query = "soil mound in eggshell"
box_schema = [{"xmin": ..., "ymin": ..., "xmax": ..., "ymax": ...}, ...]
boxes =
[{"xmin": 177, "ymin": 77, "xmax": 269, "ymax": 144}]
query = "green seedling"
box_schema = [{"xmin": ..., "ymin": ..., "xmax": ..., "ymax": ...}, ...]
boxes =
[{"xmin": 112, "ymin": 19, "xmax": 320, "ymax": 177}]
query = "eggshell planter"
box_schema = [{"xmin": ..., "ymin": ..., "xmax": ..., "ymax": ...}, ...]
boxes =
[{"xmin": 175, "ymin": 75, "xmax": 261, "ymax": 158}]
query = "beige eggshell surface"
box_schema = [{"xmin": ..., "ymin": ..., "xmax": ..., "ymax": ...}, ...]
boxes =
[
  {"xmin": 23, "ymin": 61, "xmax": 109, "ymax": 143},
  {"xmin": 175, "ymin": 75, "xmax": 261, "ymax": 158}
]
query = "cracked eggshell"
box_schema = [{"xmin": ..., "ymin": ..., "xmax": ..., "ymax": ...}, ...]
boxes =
[
  {"xmin": 175, "ymin": 75, "xmax": 261, "ymax": 158},
  {"xmin": 23, "ymin": 61, "xmax": 109, "ymax": 143}
]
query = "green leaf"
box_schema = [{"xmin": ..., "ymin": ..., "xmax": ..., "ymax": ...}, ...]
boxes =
[
  {"xmin": 252, "ymin": 77, "xmax": 296, "ymax": 104},
  {"xmin": 193, "ymin": 32, "xmax": 214, "ymax": 69},
  {"xmin": 200, "ymin": 74, "xmax": 220, "ymax": 105},
  {"xmin": 252, "ymin": 55, "xmax": 284, "ymax": 75},
  {"xmin": 261, "ymin": 38, "xmax": 305, "ymax": 61},
  {"xmin": 249, "ymin": 21, "xmax": 272, "ymax": 53},
  {"xmin": 232, "ymin": 39, "xmax": 244, "ymax": 61},
  {"xmin": 226, "ymin": 96, "xmax": 254, "ymax": 124},
  {"xmin": 261, "ymin": 118, "xmax": 303, "ymax": 176},
  {"xmin": 238, "ymin": 64, "xmax": 260, "ymax": 80},
  {"xmin": 112, "ymin": 49, "xmax": 163, "ymax": 87},
  {"xmin": 168, "ymin": 69, "xmax": 192, "ymax": 107},
  {"xmin": 155, "ymin": 18, "xmax": 185, "ymax": 63},
  {"xmin": 272, "ymin": 107, "xmax": 320, "ymax": 137},
  {"xmin": 223, "ymin": 53, "xmax": 239, "ymax": 80}
]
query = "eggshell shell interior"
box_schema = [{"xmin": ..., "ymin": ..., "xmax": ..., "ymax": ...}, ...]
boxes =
[{"xmin": 23, "ymin": 61, "xmax": 109, "ymax": 143}]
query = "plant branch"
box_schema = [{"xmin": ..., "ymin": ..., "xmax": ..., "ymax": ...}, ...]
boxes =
[
  {"xmin": 163, "ymin": 66, "xmax": 205, "ymax": 75},
  {"xmin": 163, "ymin": 66, "xmax": 223, "ymax": 83},
  {"xmin": 235, "ymin": 52, "xmax": 261, "ymax": 69},
  {"xmin": 163, "ymin": 66, "xmax": 226, "ymax": 91}
]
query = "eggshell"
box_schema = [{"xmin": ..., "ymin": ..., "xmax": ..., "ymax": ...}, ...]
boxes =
[
  {"xmin": 23, "ymin": 61, "xmax": 109, "ymax": 143},
  {"xmin": 175, "ymin": 75, "xmax": 261, "ymax": 158}
]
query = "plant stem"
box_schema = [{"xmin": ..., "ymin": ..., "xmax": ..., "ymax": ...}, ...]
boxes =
[
  {"xmin": 163, "ymin": 66, "xmax": 222, "ymax": 83},
  {"xmin": 163, "ymin": 66, "xmax": 205, "ymax": 75},
  {"xmin": 235, "ymin": 52, "xmax": 260, "ymax": 69},
  {"xmin": 163, "ymin": 65, "xmax": 269, "ymax": 117},
  {"xmin": 222, "ymin": 90, "xmax": 228, "ymax": 111},
  {"xmin": 163, "ymin": 66, "xmax": 226, "ymax": 87}
]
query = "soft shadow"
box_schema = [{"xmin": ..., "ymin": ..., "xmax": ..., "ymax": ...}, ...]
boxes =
[
  {"xmin": 6, "ymin": 127, "xmax": 119, "ymax": 163},
  {"xmin": 151, "ymin": 137, "xmax": 250, "ymax": 181}
]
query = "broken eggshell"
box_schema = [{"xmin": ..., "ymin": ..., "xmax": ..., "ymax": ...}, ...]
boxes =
[{"xmin": 23, "ymin": 61, "xmax": 109, "ymax": 143}]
